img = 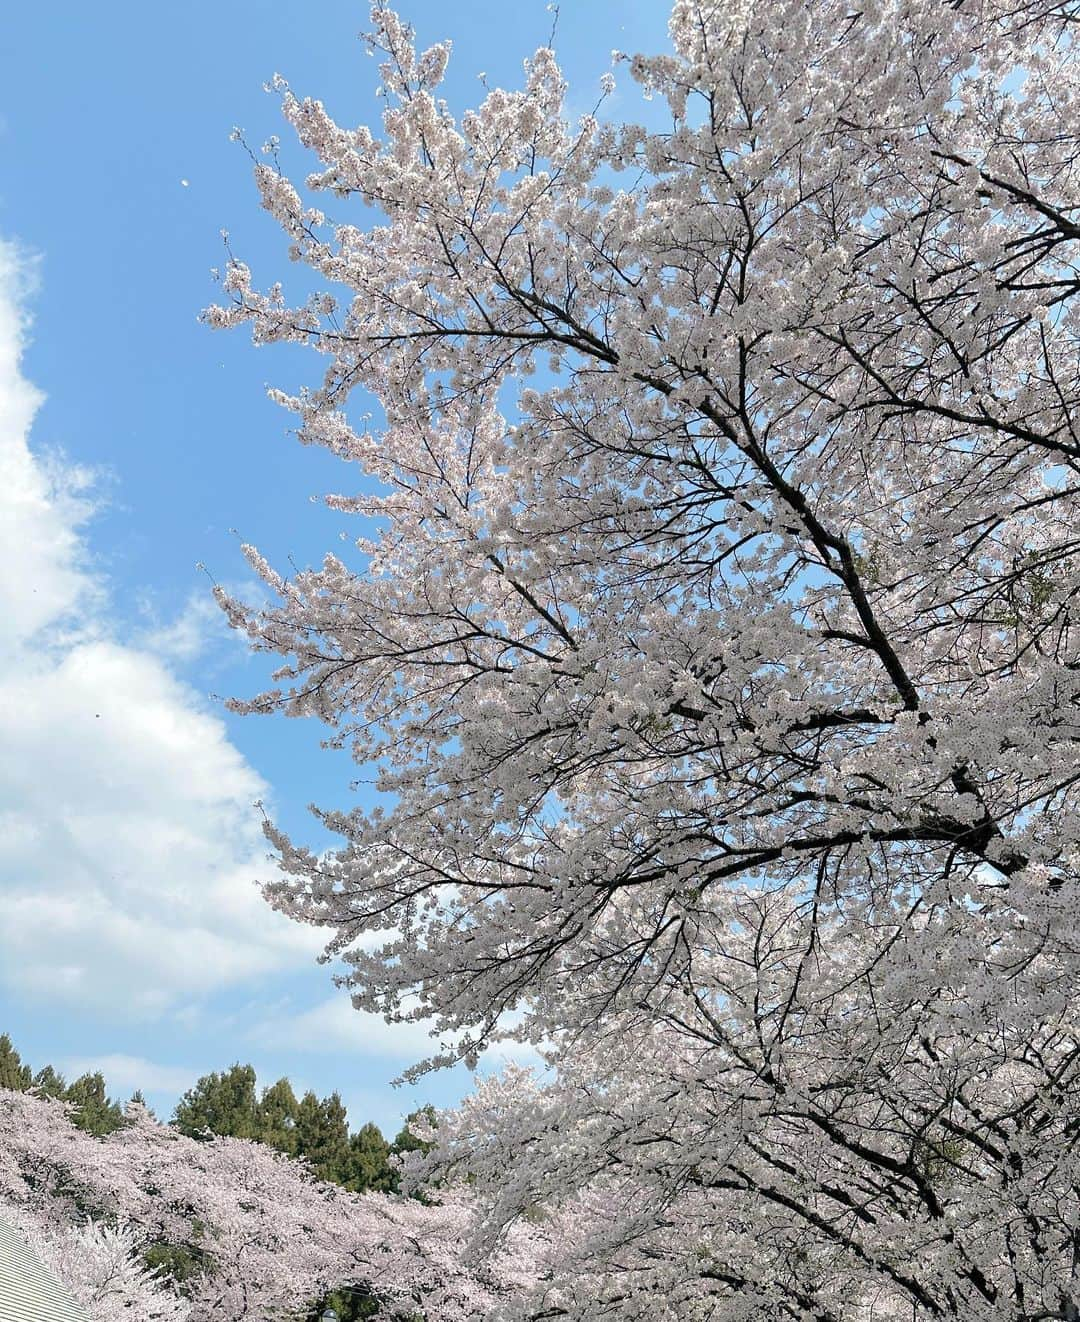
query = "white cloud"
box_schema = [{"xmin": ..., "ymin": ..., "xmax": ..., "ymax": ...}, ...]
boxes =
[
  {"xmin": 0, "ymin": 245, "xmax": 96, "ymax": 650},
  {"xmin": 0, "ymin": 238, "xmax": 323, "ymax": 1017},
  {"xmin": 249, "ymin": 995, "xmax": 450, "ymax": 1061},
  {"xmin": 57, "ymin": 1054, "xmax": 196, "ymax": 1097},
  {"xmin": 136, "ymin": 588, "xmax": 231, "ymax": 663},
  {"xmin": 250, "ymin": 993, "xmax": 548, "ymax": 1079}
]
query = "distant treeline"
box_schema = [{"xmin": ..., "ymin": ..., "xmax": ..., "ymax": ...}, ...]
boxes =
[
  {"xmin": 0, "ymin": 1033, "xmax": 435, "ymax": 1321},
  {"xmin": 0, "ymin": 1033, "xmax": 128, "ymax": 1136},
  {"xmin": 0, "ymin": 1032, "xmax": 431, "ymax": 1193}
]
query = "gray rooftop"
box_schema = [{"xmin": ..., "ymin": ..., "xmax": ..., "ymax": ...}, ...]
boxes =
[{"xmin": 0, "ymin": 1215, "xmax": 92, "ymax": 1322}]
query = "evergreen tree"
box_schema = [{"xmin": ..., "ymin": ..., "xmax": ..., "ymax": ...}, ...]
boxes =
[
  {"xmin": 391, "ymin": 1106, "xmax": 437, "ymax": 1159},
  {"xmin": 64, "ymin": 1071, "xmax": 124, "ymax": 1136},
  {"xmin": 31, "ymin": 1065, "xmax": 67, "ymax": 1099},
  {"xmin": 8, "ymin": 1033, "xmax": 405, "ymax": 1198},
  {"xmin": 343, "ymin": 1122, "xmax": 394, "ymax": 1195},
  {"xmin": 305, "ymin": 1286, "xmax": 380, "ymax": 1322},
  {"xmin": 256, "ymin": 1077, "xmax": 300, "ymax": 1156},
  {"xmin": 128, "ymin": 1089, "xmax": 156, "ymax": 1120},
  {"xmin": 3, "ymin": 1031, "xmax": 420, "ymax": 1317},
  {"xmin": 295, "ymin": 1090, "xmax": 351, "ymax": 1184},
  {"xmin": 390, "ymin": 1107, "xmax": 440, "ymax": 1205},
  {"xmin": 0, "ymin": 1034, "xmax": 31, "ymax": 1091},
  {"xmin": 173, "ymin": 1064, "xmax": 259, "ymax": 1140},
  {"xmin": 0, "ymin": 1040, "xmax": 123, "ymax": 1136}
]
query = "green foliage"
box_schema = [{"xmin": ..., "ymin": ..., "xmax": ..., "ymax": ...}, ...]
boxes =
[
  {"xmin": 143, "ymin": 1239, "xmax": 208, "ymax": 1287},
  {"xmin": 390, "ymin": 1107, "xmax": 440, "ymax": 1205},
  {"xmin": 1, "ymin": 1031, "xmax": 424, "ymax": 1320},
  {"xmin": 128, "ymin": 1088, "xmax": 157, "ymax": 1119},
  {"xmin": 0, "ymin": 1036, "xmax": 123, "ymax": 1135},
  {"xmin": 391, "ymin": 1106, "xmax": 437, "ymax": 1159},
  {"xmin": 295, "ymin": 1089, "xmax": 352, "ymax": 1184},
  {"xmin": 0, "ymin": 1034, "xmax": 32, "ymax": 1091},
  {"xmin": 2, "ymin": 1031, "xmax": 409, "ymax": 1193},
  {"xmin": 304, "ymin": 1284, "xmax": 382, "ymax": 1321},
  {"xmin": 257, "ymin": 1076, "xmax": 300, "ymax": 1156},
  {"xmin": 32, "ymin": 1064, "xmax": 67, "ymax": 1099},
  {"xmin": 63, "ymin": 1071, "xmax": 125, "ymax": 1136},
  {"xmin": 170, "ymin": 1063, "xmax": 400, "ymax": 1194},
  {"xmin": 344, "ymin": 1122, "xmax": 395, "ymax": 1195},
  {"xmin": 171, "ymin": 1069, "xmax": 401, "ymax": 1318},
  {"xmin": 173, "ymin": 1063, "xmax": 261, "ymax": 1140}
]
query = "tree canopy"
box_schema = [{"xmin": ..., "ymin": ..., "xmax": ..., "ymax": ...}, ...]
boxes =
[
  {"xmin": 1, "ymin": 1033, "xmax": 410, "ymax": 1196},
  {"xmin": 0, "ymin": 1087, "xmax": 528, "ymax": 1320},
  {"xmin": 208, "ymin": 1, "xmax": 1080, "ymax": 1318},
  {"xmin": 171, "ymin": 1061, "xmax": 417, "ymax": 1195},
  {"xmin": 0, "ymin": 1036, "xmax": 124, "ymax": 1137},
  {"xmin": 0, "ymin": 1033, "xmax": 432, "ymax": 1320}
]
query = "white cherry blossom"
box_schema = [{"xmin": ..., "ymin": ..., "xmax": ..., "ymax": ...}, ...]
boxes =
[{"xmin": 209, "ymin": 3, "xmax": 1080, "ymax": 1318}]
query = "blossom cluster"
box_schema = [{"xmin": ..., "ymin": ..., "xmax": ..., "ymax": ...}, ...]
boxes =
[
  {"xmin": 207, "ymin": 1, "xmax": 1080, "ymax": 1317},
  {"xmin": 0, "ymin": 1090, "xmax": 530, "ymax": 1319}
]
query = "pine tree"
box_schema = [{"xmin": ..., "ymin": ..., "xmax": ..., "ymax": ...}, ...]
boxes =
[
  {"xmin": 256, "ymin": 1077, "xmax": 300, "ymax": 1156},
  {"xmin": 343, "ymin": 1122, "xmax": 394, "ymax": 1194},
  {"xmin": 294, "ymin": 1090, "xmax": 351, "ymax": 1184},
  {"xmin": 128, "ymin": 1089, "xmax": 157, "ymax": 1120},
  {"xmin": 64, "ymin": 1071, "xmax": 124, "ymax": 1136},
  {"xmin": 0, "ymin": 1034, "xmax": 31, "ymax": 1091},
  {"xmin": 173, "ymin": 1064, "xmax": 259, "ymax": 1140},
  {"xmin": 3, "ymin": 1031, "xmax": 423, "ymax": 1316},
  {"xmin": 391, "ymin": 1107, "xmax": 436, "ymax": 1159},
  {"xmin": 0, "ymin": 1037, "xmax": 120, "ymax": 1133},
  {"xmin": 31, "ymin": 1065, "xmax": 67, "ymax": 1099}
]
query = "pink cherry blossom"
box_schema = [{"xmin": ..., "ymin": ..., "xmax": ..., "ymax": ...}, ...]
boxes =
[
  {"xmin": 204, "ymin": 2, "xmax": 1080, "ymax": 1318},
  {"xmin": 0, "ymin": 1090, "xmax": 533, "ymax": 1319}
]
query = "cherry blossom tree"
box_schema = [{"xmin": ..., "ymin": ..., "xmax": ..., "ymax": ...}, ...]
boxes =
[
  {"xmin": 208, "ymin": 1, "xmax": 1080, "ymax": 1318},
  {"xmin": 0, "ymin": 1204, "xmax": 193, "ymax": 1322},
  {"xmin": 0, "ymin": 1089, "xmax": 531, "ymax": 1319}
]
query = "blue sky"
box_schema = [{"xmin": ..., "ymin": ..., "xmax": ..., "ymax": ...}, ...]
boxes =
[{"xmin": 0, "ymin": 2, "xmax": 670, "ymax": 1135}]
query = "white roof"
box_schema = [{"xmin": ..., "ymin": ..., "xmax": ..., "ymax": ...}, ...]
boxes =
[{"xmin": 0, "ymin": 1216, "xmax": 91, "ymax": 1322}]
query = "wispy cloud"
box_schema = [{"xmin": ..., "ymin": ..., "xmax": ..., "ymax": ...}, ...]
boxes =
[
  {"xmin": 0, "ymin": 237, "xmax": 323, "ymax": 1019},
  {"xmin": 58, "ymin": 1054, "xmax": 197, "ymax": 1097},
  {"xmin": 249, "ymin": 994, "xmax": 547, "ymax": 1078},
  {"xmin": 249, "ymin": 995, "xmax": 450, "ymax": 1061},
  {"xmin": 136, "ymin": 587, "xmax": 234, "ymax": 664}
]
